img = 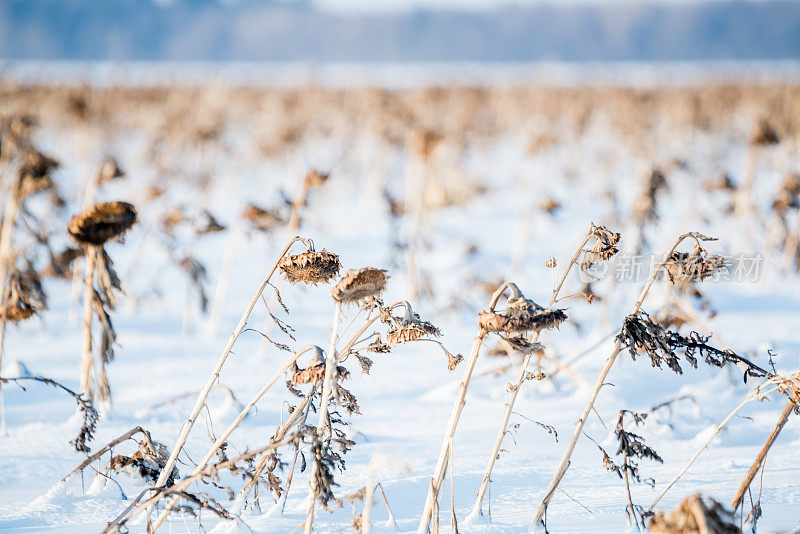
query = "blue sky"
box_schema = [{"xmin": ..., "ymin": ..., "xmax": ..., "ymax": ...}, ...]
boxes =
[{"xmin": 311, "ymin": 0, "xmax": 733, "ymax": 13}]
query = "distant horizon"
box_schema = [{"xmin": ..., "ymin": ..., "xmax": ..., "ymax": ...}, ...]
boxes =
[{"xmin": 3, "ymin": 59, "xmax": 799, "ymax": 88}]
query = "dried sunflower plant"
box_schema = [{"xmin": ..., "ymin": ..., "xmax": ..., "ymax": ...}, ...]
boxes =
[
  {"xmin": 68, "ymin": 201, "xmax": 137, "ymax": 409},
  {"xmin": 592, "ymin": 410, "xmax": 663, "ymax": 530},
  {"xmin": 531, "ymin": 231, "xmax": 742, "ymax": 528},
  {"xmin": 418, "ymin": 224, "xmax": 620, "ymax": 532},
  {"xmin": 467, "ymin": 223, "xmax": 619, "ymax": 522},
  {"xmin": 0, "ymin": 142, "xmax": 59, "ymax": 429},
  {"xmin": 100, "ymin": 237, "xmax": 452, "ymax": 533}
]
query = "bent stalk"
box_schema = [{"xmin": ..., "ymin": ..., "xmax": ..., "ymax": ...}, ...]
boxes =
[
  {"xmin": 418, "ymin": 283, "xmax": 520, "ymax": 533},
  {"xmin": 531, "ymin": 232, "xmax": 702, "ymax": 527},
  {"xmin": 649, "ymin": 388, "xmax": 774, "ymax": 512},
  {"xmin": 150, "ymin": 346, "xmax": 317, "ymax": 530},
  {"xmin": 470, "ymin": 230, "xmax": 592, "ymax": 519},
  {"xmin": 731, "ymin": 399, "xmax": 795, "ymax": 511},
  {"xmin": 304, "ymin": 300, "xmax": 343, "ymax": 533},
  {"xmin": 153, "ymin": 236, "xmax": 311, "ymax": 490}
]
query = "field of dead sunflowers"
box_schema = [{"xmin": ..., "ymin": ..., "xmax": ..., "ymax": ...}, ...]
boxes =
[{"xmin": 0, "ymin": 69, "xmax": 799, "ymax": 533}]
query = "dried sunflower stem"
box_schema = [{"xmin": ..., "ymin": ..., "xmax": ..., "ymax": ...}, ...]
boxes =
[
  {"xmin": 731, "ymin": 399, "xmax": 795, "ymax": 511},
  {"xmin": 0, "ymin": 282, "xmax": 10, "ymax": 434},
  {"xmin": 153, "ymin": 236, "xmax": 311, "ymax": 491},
  {"xmin": 470, "ymin": 231, "xmax": 592, "ymax": 519},
  {"xmin": 237, "ymin": 383, "xmax": 316, "ymax": 508},
  {"xmin": 0, "ymin": 187, "xmax": 20, "ymax": 431},
  {"xmin": 532, "ymin": 233, "xmax": 701, "ymax": 527},
  {"xmin": 418, "ymin": 283, "xmax": 520, "ymax": 533},
  {"xmin": 80, "ymin": 246, "xmax": 96, "ymax": 400},
  {"xmin": 62, "ymin": 426, "xmax": 160, "ymax": 482},
  {"xmin": 304, "ymin": 300, "xmax": 343, "ymax": 534},
  {"xmin": 278, "ymin": 388, "xmax": 317, "ymax": 514},
  {"xmin": 622, "ymin": 448, "xmax": 640, "ymax": 531},
  {"xmin": 150, "ymin": 346, "xmax": 317, "ymax": 531},
  {"xmin": 115, "ymin": 385, "xmax": 316, "ymax": 532},
  {"xmin": 649, "ymin": 387, "xmax": 776, "ymax": 512}
]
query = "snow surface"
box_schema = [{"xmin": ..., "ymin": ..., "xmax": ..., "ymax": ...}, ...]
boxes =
[{"xmin": 1, "ymin": 64, "xmax": 799, "ymax": 533}]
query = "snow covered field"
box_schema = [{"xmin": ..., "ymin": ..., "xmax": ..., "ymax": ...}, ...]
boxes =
[{"xmin": 0, "ymin": 65, "xmax": 799, "ymax": 533}]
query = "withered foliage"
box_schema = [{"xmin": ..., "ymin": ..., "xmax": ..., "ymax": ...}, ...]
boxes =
[
  {"xmin": 41, "ymin": 246, "xmax": 83, "ymax": 279},
  {"xmin": 607, "ymin": 411, "xmax": 663, "ymax": 484},
  {"xmin": 0, "ymin": 264, "xmax": 46, "ymax": 322},
  {"xmin": 179, "ymin": 255, "xmax": 209, "ymax": 313},
  {"xmin": 193, "ymin": 210, "xmax": 226, "ymax": 235},
  {"xmin": 310, "ymin": 441, "xmax": 338, "ymax": 507},
  {"xmin": 16, "ymin": 150, "xmax": 58, "ymax": 200},
  {"xmin": 501, "ymin": 335, "xmax": 544, "ymax": 355},
  {"xmin": 241, "ymin": 203, "xmax": 285, "ymax": 232},
  {"xmin": 772, "ymin": 173, "xmax": 800, "ymax": 215},
  {"xmin": 0, "ymin": 376, "xmax": 98, "ymax": 452},
  {"xmin": 649, "ymin": 493, "xmax": 740, "ymax": 534},
  {"xmin": 110, "ymin": 439, "xmax": 179, "ymax": 487},
  {"xmin": 617, "ymin": 311, "xmax": 769, "ymax": 382},
  {"xmin": 68, "ymin": 201, "xmax": 137, "ymax": 246},
  {"xmin": 279, "ymin": 249, "xmax": 341, "ymax": 285},
  {"xmin": 478, "ymin": 297, "xmax": 566, "ymax": 335}
]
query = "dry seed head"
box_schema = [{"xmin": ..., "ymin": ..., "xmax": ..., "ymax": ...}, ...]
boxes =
[
  {"xmin": 545, "ymin": 255, "xmax": 557, "ymax": 269},
  {"xmin": 478, "ymin": 297, "xmax": 567, "ymax": 335},
  {"xmin": 665, "ymin": 244, "xmax": 726, "ymax": 283},
  {"xmin": 649, "ymin": 493, "xmax": 739, "ymax": 534},
  {"xmin": 291, "ymin": 362, "xmax": 326, "ymax": 385},
  {"xmin": 279, "ymin": 249, "xmax": 341, "ymax": 285},
  {"xmin": 750, "ymin": 119, "xmax": 780, "ymax": 146},
  {"xmin": 582, "ymin": 223, "xmax": 621, "ymax": 270},
  {"xmin": 98, "ymin": 157, "xmax": 125, "ymax": 182},
  {"xmin": 68, "ymin": 201, "xmax": 137, "ymax": 246},
  {"xmin": 241, "ymin": 203, "xmax": 284, "ymax": 232},
  {"xmin": 386, "ymin": 313, "xmax": 441, "ymax": 346},
  {"xmin": 332, "ymin": 267, "xmax": 388, "ymax": 304}
]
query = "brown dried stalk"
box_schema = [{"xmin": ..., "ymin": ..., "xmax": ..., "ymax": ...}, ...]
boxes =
[
  {"xmin": 532, "ymin": 232, "xmax": 716, "ymax": 527},
  {"xmin": 469, "ymin": 226, "xmax": 599, "ymax": 520},
  {"xmin": 418, "ymin": 282, "xmax": 526, "ymax": 532},
  {"xmin": 150, "ymin": 346, "xmax": 320, "ymax": 529},
  {"xmin": 153, "ymin": 236, "xmax": 315, "ymax": 491},
  {"xmin": 731, "ymin": 399, "xmax": 795, "ymax": 511},
  {"xmin": 649, "ymin": 385, "xmax": 778, "ymax": 512}
]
